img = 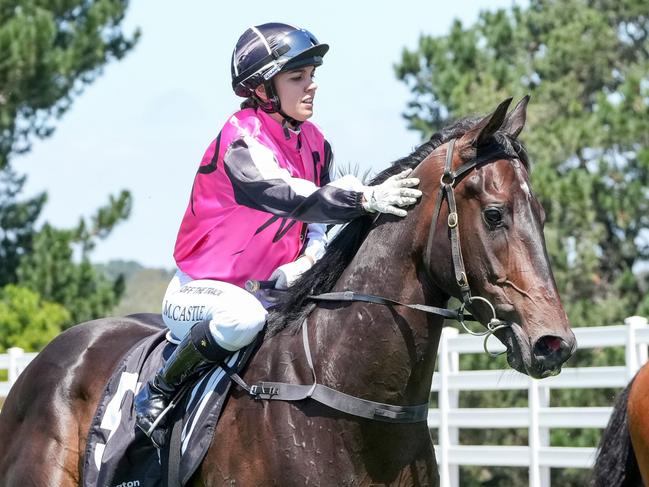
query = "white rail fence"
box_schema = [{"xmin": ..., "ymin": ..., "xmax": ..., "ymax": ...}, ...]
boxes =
[
  {"xmin": 430, "ymin": 315, "xmax": 649, "ymax": 487},
  {"xmin": 1, "ymin": 317, "xmax": 647, "ymax": 487},
  {"xmin": 0, "ymin": 347, "xmax": 37, "ymax": 399}
]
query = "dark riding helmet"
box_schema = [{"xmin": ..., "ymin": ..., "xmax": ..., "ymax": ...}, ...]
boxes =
[{"xmin": 231, "ymin": 23, "xmax": 329, "ymax": 99}]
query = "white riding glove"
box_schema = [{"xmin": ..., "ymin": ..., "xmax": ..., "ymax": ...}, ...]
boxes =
[
  {"xmin": 362, "ymin": 168, "xmax": 422, "ymax": 217},
  {"xmin": 270, "ymin": 256, "xmax": 314, "ymax": 290}
]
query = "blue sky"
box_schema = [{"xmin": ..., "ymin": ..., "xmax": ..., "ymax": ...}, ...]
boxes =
[{"xmin": 17, "ymin": 0, "xmax": 521, "ymax": 269}]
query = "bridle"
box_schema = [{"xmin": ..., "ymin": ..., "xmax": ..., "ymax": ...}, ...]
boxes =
[
  {"xmin": 422, "ymin": 137, "xmax": 512, "ymax": 353},
  {"xmin": 309, "ymin": 137, "xmax": 512, "ymax": 356},
  {"xmin": 229, "ymin": 137, "xmax": 521, "ymax": 423}
]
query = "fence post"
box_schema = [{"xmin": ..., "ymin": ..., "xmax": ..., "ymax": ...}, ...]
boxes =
[
  {"xmin": 539, "ymin": 385, "xmax": 550, "ymax": 487},
  {"xmin": 528, "ymin": 378, "xmax": 541, "ymax": 487},
  {"xmin": 449, "ymin": 332, "xmax": 460, "ymax": 487},
  {"xmin": 439, "ymin": 327, "xmax": 458, "ymax": 487},
  {"xmin": 7, "ymin": 347, "xmax": 24, "ymax": 384},
  {"xmin": 625, "ymin": 316, "xmax": 648, "ymax": 380}
]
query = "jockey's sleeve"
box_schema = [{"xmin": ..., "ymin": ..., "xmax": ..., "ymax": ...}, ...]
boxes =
[{"xmin": 223, "ymin": 137, "xmax": 366, "ymax": 223}]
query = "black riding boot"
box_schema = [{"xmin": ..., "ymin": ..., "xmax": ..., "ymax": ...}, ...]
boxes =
[{"xmin": 134, "ymin": 320, "xmax": 231, "ymax": 448}]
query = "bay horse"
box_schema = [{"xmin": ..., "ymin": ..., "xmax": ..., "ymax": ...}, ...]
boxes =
[
  {"xmin": 592, "ymin": 361, "xmax": 649, "ymax": 486},
  {"xmin": 0, "ymin": 97, "xmax": 576, "ymax": 486}
]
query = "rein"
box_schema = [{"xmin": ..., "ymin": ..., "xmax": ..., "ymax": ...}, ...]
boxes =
[
  {"xmin": 229, "ymin": 138, "xmax": 515, "ymax": 424},
  {"xmin": 310, "ymin": 138, "xmax": 512, "ymax": 356}
]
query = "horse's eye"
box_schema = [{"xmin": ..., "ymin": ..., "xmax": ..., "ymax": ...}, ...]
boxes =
[{"xmin": 483, "ymin": 207, "xmax": 503, "ymax": 227}]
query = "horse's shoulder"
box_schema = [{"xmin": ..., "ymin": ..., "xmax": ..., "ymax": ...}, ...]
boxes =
[{"xmin": 240, "ymin": 325, "xmax": 307, "ymax": 385}]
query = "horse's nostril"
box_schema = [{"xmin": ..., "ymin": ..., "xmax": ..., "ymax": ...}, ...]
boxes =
[
  {"xmin": 533, "ymin": 335, "xmax": 565, "ymax": 359},
  {"xmin": 544, "ymin": 336, "xmax": 562, "ymax": 353}
]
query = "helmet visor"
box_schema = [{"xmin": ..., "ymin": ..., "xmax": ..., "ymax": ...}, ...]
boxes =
[{"xmin": 275, "ymin": 29, "xmax": 323, "ymax": 62}]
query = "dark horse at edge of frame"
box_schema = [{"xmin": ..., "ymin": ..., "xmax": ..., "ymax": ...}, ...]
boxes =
[
  {"xmin": 0, "ymin": 97, "xmax": 576, "ymax": 486},
  {"xmin": 592, "ymin": 360, "xmax": 649, "ymax": 487}
]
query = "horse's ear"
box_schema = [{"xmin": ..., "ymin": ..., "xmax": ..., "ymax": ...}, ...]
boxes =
[
  {"xmin": 460, "ymin": 97, "xmax": 512, "ymax": 147},
  {"xmin": 502, "ymin": 95, "xmax": 530, "ymax": 139}
]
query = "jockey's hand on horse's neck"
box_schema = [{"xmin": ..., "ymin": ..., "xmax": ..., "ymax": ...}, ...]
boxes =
[{"xmin": 362, "ymin": 168, "xmax": 422, "ymax": 217}]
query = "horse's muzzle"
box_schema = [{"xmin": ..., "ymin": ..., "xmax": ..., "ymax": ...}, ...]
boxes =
[{"xmin": 497, "ymin": 324, "xmax": 576, "ymax": 379}]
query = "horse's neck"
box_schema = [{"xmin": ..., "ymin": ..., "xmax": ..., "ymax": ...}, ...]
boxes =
[{"xmin": 310, "ymin": 219, "xmax": 446, "ymax": 405}]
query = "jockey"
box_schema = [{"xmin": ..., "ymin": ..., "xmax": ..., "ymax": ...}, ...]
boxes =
[{"xmin": 134, "ymin": 22, "xmax": 423, "ymax": 447}]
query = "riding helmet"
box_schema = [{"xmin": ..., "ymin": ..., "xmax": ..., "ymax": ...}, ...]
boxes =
[{"xmin": 231, "ymin": 23, "xmax": 329, "ymax": 98}]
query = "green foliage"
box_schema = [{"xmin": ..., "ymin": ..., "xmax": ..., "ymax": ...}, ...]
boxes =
[
  {"xmin": 0, "ymin": 0, "xmax": 139, "ymax": 169},
  {"xmin": 0, "ymin": 1, "xmax": 137, "ymax": 334},
  {"xmin": 0, "ymin": 165, "xmax": 46, "ymax": 286},
  {"xmin": 396, "ymin": 0, "xmax": 649, "ymax": 326},
  {"xmin": 16, "ymin": 191, "xmax": 131, "ymax": 326},
  {"xmin": 396, "ymin": 0, "xmax": 648, "ymax": 484},
  {"xmin": 0, "ymin": 284, "xmax": 68, "ymax": 351}
]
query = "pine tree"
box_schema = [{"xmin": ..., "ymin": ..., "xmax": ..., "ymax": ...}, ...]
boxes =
[
  {"xmin": 16, "ymin": 190, "xmax": 131, "ymax": 326},
  {"xmin": 395, "ymin": 1, "xmax": 648, "ymax": 484},
  {"xmin": 0, "ymin": 1, "xmax": 138, "ymax": 334},
  {"xmin": 0, "ymin": 0, "xmax": 139, "ymax": 169},
  {"xmin": 395, "ymin": 0, "xmax": 649, "ymax": 326},
  {"xmin": 0, "ymin": 166, "xmax": 45, "ymax": 286}
]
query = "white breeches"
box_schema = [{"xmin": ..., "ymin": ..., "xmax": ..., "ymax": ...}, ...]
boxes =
[{"xmin": 161, "ymin": 270, "xmax": 267, "ymax": 351}]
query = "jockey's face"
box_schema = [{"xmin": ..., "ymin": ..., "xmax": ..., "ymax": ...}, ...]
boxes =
[{"xmin": 257, "ymin": 65, "xmax": 318, "ymax": 124}]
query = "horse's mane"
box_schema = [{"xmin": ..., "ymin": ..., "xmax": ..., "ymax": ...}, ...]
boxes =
[{"xmin": 265, "ymin": 117, "xmax": 528, "ymax": 337}]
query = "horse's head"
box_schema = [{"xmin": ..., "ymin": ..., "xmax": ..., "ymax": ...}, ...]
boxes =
[{"xmin": 417, "ymin": 97, "xmax": 576, "ymax": 379}]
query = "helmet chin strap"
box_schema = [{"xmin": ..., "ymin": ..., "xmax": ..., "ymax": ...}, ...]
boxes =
[{"xmin": 256, "ymin": 81, "xmax": 303, "ymax": 140}]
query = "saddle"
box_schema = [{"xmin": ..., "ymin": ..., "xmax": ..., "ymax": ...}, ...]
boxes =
[{"xmin": 82, "ymin": 314, "xmax": 253, "ymax": 487}]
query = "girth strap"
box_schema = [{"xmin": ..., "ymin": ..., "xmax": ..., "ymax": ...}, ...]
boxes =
[
  {"xmin": 249, "ymin": 381, "xmax": 428, "ymax": 423},
  {"xmin": 223, "ymin": 319, "xmax": 429, "ymax": 424}
]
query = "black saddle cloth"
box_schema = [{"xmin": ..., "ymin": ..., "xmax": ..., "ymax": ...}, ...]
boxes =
[{"xmin": 82, "ymin": 314, "xmax": 248, "ymax": 487}]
